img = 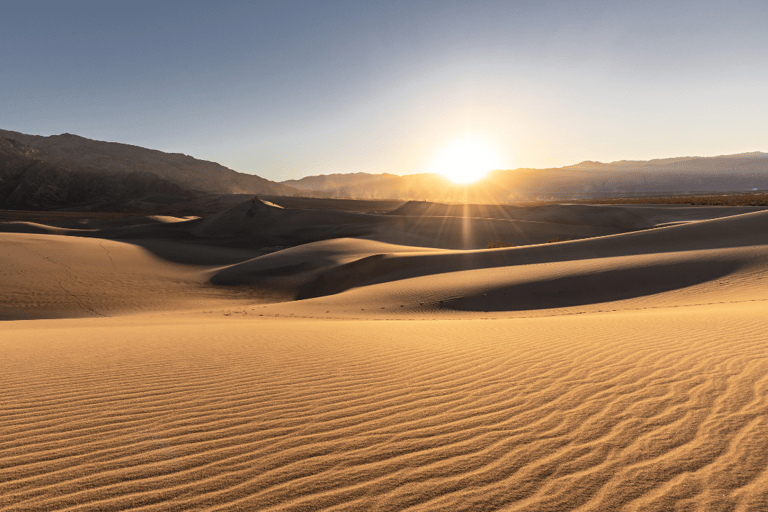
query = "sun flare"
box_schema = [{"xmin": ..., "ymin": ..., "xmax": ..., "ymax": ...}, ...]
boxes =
[{"xmin": 428, "ymin": 138, "xmax": 504, "ymax": 184}]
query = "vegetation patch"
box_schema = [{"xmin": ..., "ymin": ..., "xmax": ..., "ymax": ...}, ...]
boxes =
[{"xmin": 487, "ymin": 239, "xmax": 516, "ymax": 249}]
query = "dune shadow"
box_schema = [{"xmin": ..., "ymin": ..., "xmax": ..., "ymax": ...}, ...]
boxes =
[{"xmin": 441, "ymin": 260, "xmax": 742, "ymax": 312}]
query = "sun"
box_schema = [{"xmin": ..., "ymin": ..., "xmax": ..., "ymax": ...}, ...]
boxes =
[{"xmin": 428, "ymin": 137, "xmax": 504, "ymax": 184}]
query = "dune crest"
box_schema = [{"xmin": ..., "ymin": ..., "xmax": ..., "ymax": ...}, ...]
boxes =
[{"xmin": 3, "ymin": 199, "xmax": 768, "ymax": 510}]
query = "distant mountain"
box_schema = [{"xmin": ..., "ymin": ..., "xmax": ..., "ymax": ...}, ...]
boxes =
[
  {"xmin": 507, "ymin": 152, "xmax": 768, "ymax": 200},
  {"xmin": 285, "ymin": 152, "xmax": 768, "ymax": 202},
  {"xmin": 5, "ymin": 127, "xmax": 766, "ymax": 207},
  {"xmin": 0, "ymin": 129, "xmax": 299, "ymax": 197},
  {"xmin": 563, "ymin": 152, "xmax": 768, "ymax": 173},
  {"xmin": 0, "ymin": 134, "xmax": 206, "ymax": 211}
]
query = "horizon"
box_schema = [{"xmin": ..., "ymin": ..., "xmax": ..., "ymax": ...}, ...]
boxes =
[
  {"xmin": 4, "ymin": 126, "xmax": 767, "ymax": 183},
  {"xmin": 3, "ymin": 1, "xmax": 768, "ymax": 182}
]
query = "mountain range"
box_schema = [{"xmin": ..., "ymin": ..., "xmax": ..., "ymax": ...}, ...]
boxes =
[
  {"xmin": 0, "ymin": 129, "xmax": 300, "ymax": 212},
  {"xmin": 0, "ymin": 134, "xmax": 201, "ymax": 211},
  {"xmin": 2, "ymin": 129, "xmax": 767, "ymax": 211},
  {"xmin": 284, "ymin": 153, "xmax": 768, "ymax": 202},
  {"xmin": 0, "ymin": 128, "xmax": 297, "ymax": 196}
]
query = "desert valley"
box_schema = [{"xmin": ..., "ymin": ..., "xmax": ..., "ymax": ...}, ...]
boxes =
[{"xmin": 3, "ymin": 129, "xmax": 768, "ymax": 510}]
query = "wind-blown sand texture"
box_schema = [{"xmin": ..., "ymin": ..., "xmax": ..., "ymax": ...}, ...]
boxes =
[{"xmin": 2, "ymin": 198, "xmax": 768, "ymax": 511}]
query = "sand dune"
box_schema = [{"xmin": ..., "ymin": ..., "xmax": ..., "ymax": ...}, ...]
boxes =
[
  {"xmin": 388, "ymin": 201, "xmax": 655, "ymax": 230},
  {"xmin": 2, "ymin": 199, "xmax": 768, "ymax": 510},
  {"xmin": 4, "ymin": 306, "xmax": 768, "ymax": 510},
  {"xmin": 213, "ymin": 209, "xmax": 768, "ymax": 310},
  {"xmin": 0, "ymin": 198, "xmax": 643, "ymax": 250},
  {"xmin": 0, "ymin": 232, "xmax": 268, "ymax": 320}
]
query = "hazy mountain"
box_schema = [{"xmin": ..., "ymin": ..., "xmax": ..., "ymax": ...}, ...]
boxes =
[
  {"xmin": 504, "ymin": 152, "xmax": 768, "ymax": 200},
  {"xmin": 282, "ymin": 172, "xmax": 464, "ymax": 201},
  {"xmin": 0, "ymin": 129, "xmax": 299, "ymax": 197},
  {"xmin": 285, "ymin": 152, "xmax": 768, "ymax": 202},
  {"xmin": 5, "ymin": 127, "xmax": 766, "ymax": 208},
  {"xmin": 564, "ymin": 152, "xmax": 768, "ymax": 173}
]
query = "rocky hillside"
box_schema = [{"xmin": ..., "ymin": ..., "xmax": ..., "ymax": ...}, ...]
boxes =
[
  {"xmin": 0, "ymin": 129, "xmax": 299, "ymax": 196},
  {"xmin": 0, "ymin": 135, "xmax": 210, "ymax": 212}
]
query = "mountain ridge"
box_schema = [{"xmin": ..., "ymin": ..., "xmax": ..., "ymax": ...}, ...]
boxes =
[
  {"xmin": 0, "ymin": 129, "xmax": 299, "ymax": 197},
  {"xmin": 3, "ymin": 128, "xmax": 767, "ymax": 205},
  {"xmin": 285, "ymin": 151, "xmax": 768, "ymax": 201},
  {"xmin": 0, "ymin": 134, "xmax": 206, "ymax": 211}
]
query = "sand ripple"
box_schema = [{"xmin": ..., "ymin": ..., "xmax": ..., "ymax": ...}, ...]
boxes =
[{"xmin": 3, "ymin": 307, "xmax": 768, "ymax": 510}]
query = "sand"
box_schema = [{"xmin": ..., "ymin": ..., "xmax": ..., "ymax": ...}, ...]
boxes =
[{"xmin": 2, "ymin": 199, "xmax": 768, "ymax": 510}]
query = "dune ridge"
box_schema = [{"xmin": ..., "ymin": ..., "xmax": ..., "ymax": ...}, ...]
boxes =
[
  {"xmin": 2, "ymin": 199, "xmax": 768, "ymax": 510},
  {"xmin": 213, "ymin": 209, "xmax": 768, "ymax": 310}
]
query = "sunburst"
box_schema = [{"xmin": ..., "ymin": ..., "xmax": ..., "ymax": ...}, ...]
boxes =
[{"xmin": 428, "ymin": 138, "xmax": 504, "ymax": 184}]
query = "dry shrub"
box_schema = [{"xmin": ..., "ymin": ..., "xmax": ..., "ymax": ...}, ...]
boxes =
[{"xmin": 487, "ymin": 239, "xmax": 516, "ymax": 249}]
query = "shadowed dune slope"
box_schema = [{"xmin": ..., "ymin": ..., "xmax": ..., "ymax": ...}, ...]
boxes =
[
  {"xmin": 190, "ymin": 197, "xmax": 647, "ymax": 249},
  {"xmin": 179, "ymin": 198, "xmax": 629, "ymax": 250},
  {"xmin": 366, "ymin": 214, "xmax": 621, "ymax": 249},
  {"xmin": 212, "ymin": 210, "xmax": 768, "ymax": 310},
  {"xmin": 618, "ymin": 204, "xmax": 768, "ymax": 226},
  {"xmin": 209, "ymin": 238, "xmax": 439, "ymax": 298},
  {"xmin": 0, "ymin": 197, "xmax": 633, "ymax": 250},
  {"xmin": 387, "ymin": 201, "xmax": 655, "ymax": 230},
  {"xmin": 183, "ymin": 197, "xmax": 383, "ymax": 244},
  {"xmin": 6, "ymin": 198, "xmax": 760, "ymax": 257},
  {"xmin": 273, "ymin": 244, "xmax": 767, "ymax": 318},
  {"xmin": 0, "ymin": 233, "xmax": 269, "ymax": 320},
  {"xmin": 3, "ymin": 202, "xmax": 768, "ymax": 510},
  {"xmin": 3, "ymin": 203, "xmax": 768, "ymax": 320}
]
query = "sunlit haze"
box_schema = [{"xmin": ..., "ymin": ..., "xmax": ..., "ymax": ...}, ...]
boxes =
[
  {"xmin": 428, "ymin": 137, "xmax": 504, "ymax": 184},
  {"xmin": 2, "ymin": 1, "xmax": 767, "ymax": 182}
]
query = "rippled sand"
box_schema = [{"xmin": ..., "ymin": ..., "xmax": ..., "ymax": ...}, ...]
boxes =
[{"xmin": 2, "ymin": 202, "xmax": 768, "ymax": 510}]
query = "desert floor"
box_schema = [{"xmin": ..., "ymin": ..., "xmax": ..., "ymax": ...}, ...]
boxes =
[{"xmin": 2, "ymin": 198, "xmax": 768, "ymax": 511}]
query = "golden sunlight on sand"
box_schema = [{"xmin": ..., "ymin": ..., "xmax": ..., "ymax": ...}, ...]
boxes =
[{"xmin": 2, "ymin": 198, "xmax": 768, "ymax": 510}]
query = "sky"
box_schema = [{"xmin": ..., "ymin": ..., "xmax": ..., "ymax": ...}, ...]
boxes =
[{"xmin": 2, "ymin": 0, "xmax": 767, "ymax": 182}]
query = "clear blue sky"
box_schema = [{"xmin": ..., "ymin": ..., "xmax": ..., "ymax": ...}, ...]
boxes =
[{"xmin": 2, "ymin": 0, "xmax": 767, "ymax": 181}]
